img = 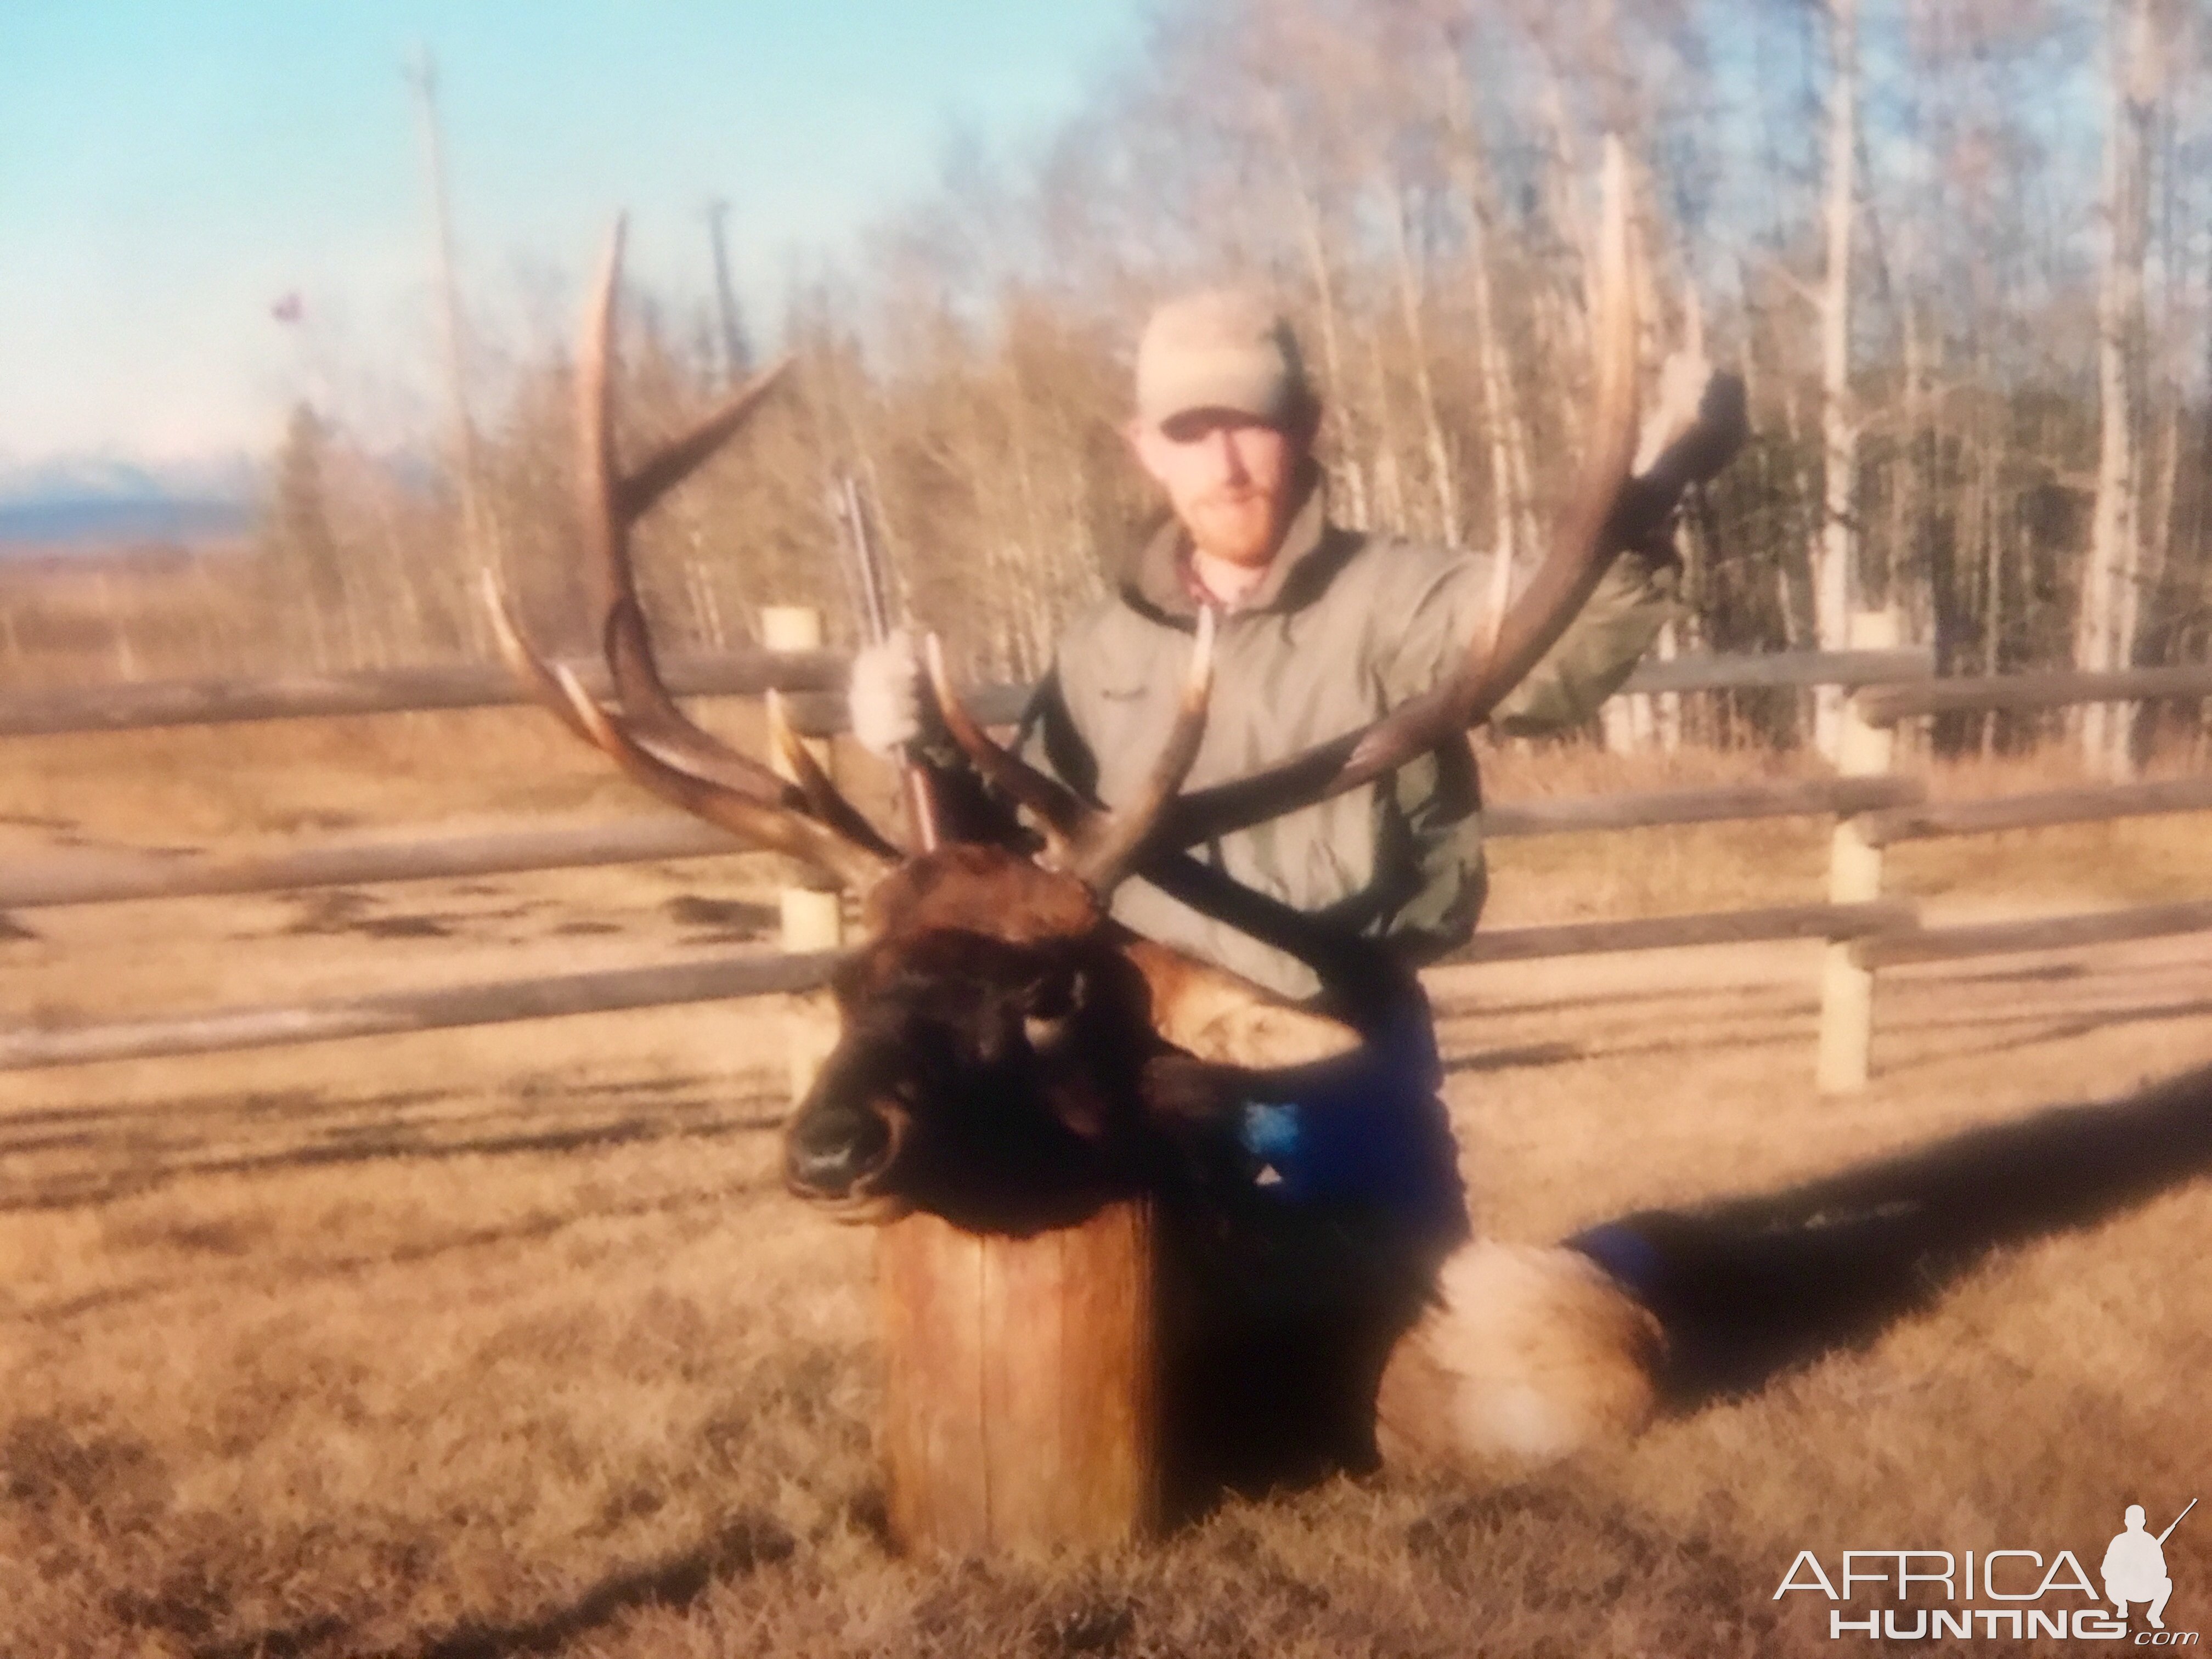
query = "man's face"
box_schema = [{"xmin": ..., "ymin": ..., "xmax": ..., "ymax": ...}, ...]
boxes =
[{"xmin": 1129, "ymin": 408, "xmax": 1308, "ymax": 569}]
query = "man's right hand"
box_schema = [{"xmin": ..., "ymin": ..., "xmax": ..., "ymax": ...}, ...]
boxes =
[{"xmin": 848, "ymin": 628, "xmax": 925, "ymax": 758}]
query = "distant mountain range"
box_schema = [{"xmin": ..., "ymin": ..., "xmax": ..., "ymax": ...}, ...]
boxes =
[{"xmin": 0, "ymin": 453, "xmax": 261, "ymax": 550}]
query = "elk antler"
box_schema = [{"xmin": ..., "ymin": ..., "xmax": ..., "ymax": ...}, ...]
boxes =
[
  {"xmin": 483, "ymin": 217, "xmax": 899, "ymax": 894},
  {"xmin": 1138, "ymin": 136, "xmax": 1644, "ymax": 852},
  {"xmin": 922, "ymin": 139, "xmax": 1646, "ymax": 887},
  {"xmin": 923, "ymin": 606, "xmax": 1217, "ymax": 894}
]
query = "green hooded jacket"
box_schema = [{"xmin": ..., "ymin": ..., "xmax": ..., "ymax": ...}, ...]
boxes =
[{"xmin": 1019, "ymin": 479, "xmax": 1679, "ymax": 1001}]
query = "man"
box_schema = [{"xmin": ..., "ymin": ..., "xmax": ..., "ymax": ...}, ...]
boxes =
[{"xmin": 851, "ymin": 286, "xmax": 1743, "ymax": 1246}]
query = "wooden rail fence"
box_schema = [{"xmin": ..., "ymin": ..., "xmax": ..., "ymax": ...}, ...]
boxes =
[
  {"xmin": 7, "ymin": 645, "xmax": 1935, "ymax": 740},
  {"xmin": 0, "ymin": 777, "xmax": 1926, "ymax": 914},
  {"xmin": 3, "ymin": 623, "xmax": 2207, "ymax": 1092}
]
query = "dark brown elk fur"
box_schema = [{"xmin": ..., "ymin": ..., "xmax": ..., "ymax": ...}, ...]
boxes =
[{"xmin": 784, "ymin": 843, "xmax": 1311, "ymax": 1233}]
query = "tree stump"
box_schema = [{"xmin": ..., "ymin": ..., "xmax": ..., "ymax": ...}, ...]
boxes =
[{"xmin": 876, "ymin": 1199, "xmax": 1160, "ymax": 1555}]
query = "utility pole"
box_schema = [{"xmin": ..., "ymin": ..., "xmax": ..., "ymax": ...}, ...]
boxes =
[
  {"xmin": 405, "ymin": 44, "xmax": 495, "ymax": 579},
  {"xmin": 704, "ymin": 198, "xmax": 753, "ymax": 385}
]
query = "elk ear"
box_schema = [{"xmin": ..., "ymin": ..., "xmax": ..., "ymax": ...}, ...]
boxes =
[{"xmin": 1117, "ymin": 938, "xmax": 1362, "ymax": 1068}]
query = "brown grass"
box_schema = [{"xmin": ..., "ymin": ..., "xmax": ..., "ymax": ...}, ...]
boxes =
[
  {"xmin": 3, "ymin": 718, "xmax": 2210, "ymax": 1657},
  {"xmin": 0, "ymin": 543, "xmax": 261, "ymax": 689},
  {"xmin": 1479, "ymin": 735, "xmax": 2212, "ymax": 923}
]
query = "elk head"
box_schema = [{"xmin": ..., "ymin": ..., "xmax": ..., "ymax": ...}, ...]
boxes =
[
  {"xmin": 481, "ymin": 224, "xmax": 1376, "ymax": 1232},
  {"xmin": 484, "ymin": 145, "xmax": 1644, "ymax": 1234}
]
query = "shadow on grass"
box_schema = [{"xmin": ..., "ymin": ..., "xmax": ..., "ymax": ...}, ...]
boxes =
[
  {"xmin": 19, "ymin": 1184, "xmax": 757, "ymax": 1326},
  {"xmin": 1427, "ymin": 979, "xmax": 1808, "ymax": 1024},
  {"xmin": 1438, "ymin": 988, "xmax": 2212, "ymax": 1082},
  {"xmin": 1893, "ymin": 995, "xmax": 2212, "ymax": 1067},
  {"xmin": 1447, "ymin": 1024, "xmax": 1813, "ymax": 1074},
  {"xmin": 187, "ymin": 1513, "xmax": 794, "ymax": 1659},
  {"xmin": 0, "ymin": 1108, "xmax": 783, "ymax": 1214},
  {"xmin": 400, "ymin": 1513, "xmax": 794, "ymax": 1659},
  {"xmin": 1574, "ymin": 1060, "xmax": 2212, "ymax": 1405},
  {"xmin": 1438, "ymin": 1039, "xmax": 1584, "ymax": 1076},
  {"xmin": 0, "ymin": 1085, "xmax": 436, "ymax": 1135}
]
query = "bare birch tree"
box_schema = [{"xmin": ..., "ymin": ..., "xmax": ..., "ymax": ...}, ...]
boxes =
[
  {"xmin": 2075, "ymin": 0, "xmax": 2160, "ymax": 777},
  {"xmin": 1812, "ymin": 0, "xmax": 1862, "ymax": 760}
]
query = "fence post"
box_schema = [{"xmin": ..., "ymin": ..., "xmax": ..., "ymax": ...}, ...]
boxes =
[
  {"xmin": 761, "ymin": 605, "xmax": 843, "ymax": 1101},
  {"xmin": 1816, "ymin": 610, "xmax": 1900, "ymax": 1093}
]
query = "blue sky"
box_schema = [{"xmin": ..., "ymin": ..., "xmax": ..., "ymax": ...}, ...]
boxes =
[{"xmin": 0, "ymin": 1, "xmax": 1144, "ymax": 469}]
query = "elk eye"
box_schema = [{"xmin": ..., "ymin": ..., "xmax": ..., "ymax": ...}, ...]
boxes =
[{"xmin": 1022, "ymin": 969, "xmax": 1085, "ymax": 1052}]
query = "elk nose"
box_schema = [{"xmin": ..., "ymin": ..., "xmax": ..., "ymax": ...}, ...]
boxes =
[{"xmin": 786, "ymin": 1103, "xmax": 892, "ymax": 1195}]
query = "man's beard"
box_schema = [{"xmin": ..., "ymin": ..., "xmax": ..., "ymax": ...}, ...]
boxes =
[{"xmin": 1188, "ymin": 492, "xmax": 1276, "ymax": 565}]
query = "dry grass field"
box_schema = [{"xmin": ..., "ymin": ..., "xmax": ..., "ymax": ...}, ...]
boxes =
[{"xmin": 4, "ymin": 711, "xmax": 2210, "ymax": 1657}]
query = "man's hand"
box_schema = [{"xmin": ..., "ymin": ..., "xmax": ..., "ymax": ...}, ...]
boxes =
[
  {"xmin": 1634, "ymin": 351, "xmax": 1748, "ymax": 487},
  {"xmin": 848, "ymin": 628, "xmax": 924, "ymax": 759}
]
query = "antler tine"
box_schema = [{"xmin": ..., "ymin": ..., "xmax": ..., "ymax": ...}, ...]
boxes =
[
  {"xmin": 579, "ymin": 218, "xmax": 630, "ymax": 613},
  {"xmin": 575, "ymin": 218, "xmax": 786, "ymax": 788},
  {"xmin": 1071, "ymin": 605, "xmax": 1216, "ymax": 894},
  {"xmin": 922, "ymin": 633, "xmax": 1086, "ymax": 864},
  {"xmin": 599, "ymin": 601, "xmax": 874, "ymax": 820},
  {"xmin": 582, "ymin": 219, "xmax": 797, "ymax": 533},
  {"xmin": 551, "ymin": 664, "xmax": 893, "ymax": 894},
  {"xmin": 487, "ymin": 560, "xmax": 802, "ymax": 814},
  {"xmin": 482, "ymin": 568, "xmax": 591, "ymax": 743},
  {"xmin": 575, "ymin": 219, "xmax": 748, "ymax": 729},
  {"xmin": 1142, "ymin": 136, "xmax": 1645, "ymax": 856},
  {"xmin": 486, "ymin": 569, "xmax": 894, "ymax": 886},
  {"xmin": 921, "ymin": 614, "xmax": 1216, "ymax": 898},
  {"xmin": 1415, "ymin": 132, "xmax": 1640, "ymax": 740},
  {"xmin": 621, "ymin": 359, "xmax": 793, "ymax": 523},
  {"xmin": 766, "ymin": 691, "xmax": 905, "ymax": 861}
]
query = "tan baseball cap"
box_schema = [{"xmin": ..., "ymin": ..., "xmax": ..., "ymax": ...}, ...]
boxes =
[{"xmin": 1134, "ymin": 287, "xmax": 1310, "ymax": 428}]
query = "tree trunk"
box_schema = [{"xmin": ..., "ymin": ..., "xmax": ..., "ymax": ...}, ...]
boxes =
[
  {"xmin": 1267, "ymin": 92, "xmax": 1367, "ymax": 528},
  {"xmin": 1812, "ymin": 0, "xmax": 1861, "ymax": 761},
  {"xmin": 1386, "ymin": 176, "xmax": 1460, "ymax": 544},
  {"xmin": 2076, "ymin": 0, "xmax": 2155, "ymax": 780},
  {"xmin": 1440, "ymin": 57, "xmax": 1535, "ymax": 624}
]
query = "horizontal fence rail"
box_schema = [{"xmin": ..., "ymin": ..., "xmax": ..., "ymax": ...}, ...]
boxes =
[
  {"xmin": 1855, "ymin": 663, "xmax": 2212, "ymax": 726},
  {"xmin": 0, "ymin": 950, "xmax": 846, "ymax": 1073},
  {"xmin": 3, "ymin": 647, "xmax": 1934, "ymax": 740},
  {"xmin": 1447, "ymin": 900, "xmax": 1912, "ymax": 963},
  {"xmin": 0, "ymin": 905, "xmax": 1914, "ymax": 1075},
  {"xmin": 1622, "ymin": 647, "xmax": 1932, "ymax": 693},
  {"xmin": 0, "ymin": 650, "xmax": 848, "ymax": 738},
  {"xmin": 1485, "ymin": 776, "xmax": 1921, "ymax": 838},
  {"xmin": 0, "ymin": 817, "xmax": 738, "ymax": 910},
  {"xmin": 0, "ymin": 778, "xmax": 1930, "ymax": 912},
  {"xmin": 1850, "ymin": 900, "xmax": 2212, "ymax": 969},
  {"xmin": 1855, "ymin": 774, "xmax": 2212, "ymax": 847},
  {"xmin": 855, "ymin": 648, "xmax": 1934, "ymax": 743}
]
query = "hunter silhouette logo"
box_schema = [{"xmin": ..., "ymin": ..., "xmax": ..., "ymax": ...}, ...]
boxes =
[
  {"xmin": 1776, "ymin": 1496, "xmax": 2200, "ymax": 1641},
  {"xmin": 2107, "ymin": 1500, "xmax": 2193, "ymax": 1632}
]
